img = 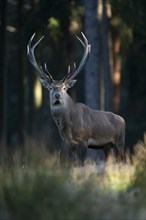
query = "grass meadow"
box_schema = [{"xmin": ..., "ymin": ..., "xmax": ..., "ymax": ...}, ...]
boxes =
[{"xmin": 0, "ymin": 135, "xmax": 146, "ymax": 220}]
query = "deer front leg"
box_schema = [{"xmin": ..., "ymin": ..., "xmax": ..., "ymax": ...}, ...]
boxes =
[
  {"xmin": 114, "ymin": 144, "xmax": 125, "ymax": 163},
  {"xmin": 77, "ymin": 144, "xmax": 87, "ymax": 166},
  {"xmin": 117, "ymin": 146, "xmax": 125, "ymax": 163},
  {"xmin": 103, "ymin": 146, "xmax": 111, "ymax": 161},
  {"xmin": 68, "ymin": 146, "xmax": 77, "ymax": 165},
  {"xmin": 68, "ymin": 143, "xmax": 87, "ymax": 166}
]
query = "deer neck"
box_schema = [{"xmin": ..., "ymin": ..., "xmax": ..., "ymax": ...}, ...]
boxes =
[{"xmin": 50, "ymin": 94, "xmax": 75, "ymax": 128}]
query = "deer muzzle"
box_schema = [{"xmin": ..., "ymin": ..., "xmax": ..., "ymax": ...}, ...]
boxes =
[{"xmin": 53, "ymin": 92, "xmax": 62, "ymax": 105}]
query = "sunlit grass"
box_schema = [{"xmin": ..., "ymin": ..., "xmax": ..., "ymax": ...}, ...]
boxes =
[
  {"xmin": 0, "ymin": 135, "xmax": 146, "ymax": 220},
  {"xmin": 70, "ymin": 160, "xmax": 135, "ymax": 193}
]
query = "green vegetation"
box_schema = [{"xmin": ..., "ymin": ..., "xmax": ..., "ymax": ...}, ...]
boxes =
[{"xmin": 0, "ymin": 136, "xmax": 146, "ymax": 220}]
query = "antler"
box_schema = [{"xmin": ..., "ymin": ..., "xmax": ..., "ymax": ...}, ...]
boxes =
[
  {"xmin": 63, "ymin": 32, "xmax": 91, "ymax": 82},
  {"xmin": 27, "ymin": 32, "xmax": 90, "ymax": 85},
  {"xmin": 27, "ymin": 33, "xmax": 54, "ymax": 84}
]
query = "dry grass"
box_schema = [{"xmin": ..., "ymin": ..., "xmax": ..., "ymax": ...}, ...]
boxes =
[{"xmin": 0, "ymin": 135, "xmax": 146, "ymax": 220}]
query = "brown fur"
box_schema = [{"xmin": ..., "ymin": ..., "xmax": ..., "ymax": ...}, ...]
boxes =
[{"xmin": 50, "ymin": 89, "xmax": 125, "ymax": 164}]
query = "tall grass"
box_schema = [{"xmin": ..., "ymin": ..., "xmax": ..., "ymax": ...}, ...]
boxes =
[{"xmin": 0, "ymin": 135, "xmax": 146, "ymax": 220}]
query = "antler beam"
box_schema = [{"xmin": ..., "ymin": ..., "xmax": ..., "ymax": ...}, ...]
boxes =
[
  {"xmin": 63, "ymin": 32, "xmax": 91, "ymax": 82},
  {"xmin": 27, "ymin": 33, "xmax": 54, "ymax": 83}
]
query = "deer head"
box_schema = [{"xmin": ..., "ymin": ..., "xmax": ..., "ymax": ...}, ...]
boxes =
[{"xmin": 27, "ymin": 33, "xmax": 91, "ymax": 108}]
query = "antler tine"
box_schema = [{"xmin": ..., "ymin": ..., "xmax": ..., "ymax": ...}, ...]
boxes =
[
  {"xmin": 27, "ymin": 33, "xmax": 43, "ymax": 67},
  {"xmin": 62, "ymin": 62, "xmax": 76, "ymax": 82},
  {"xmin": 27, "ymin": 33, "xmax": 53, "ymax": 83},
  {"xmin": 74, "ymin": 62, "xmax": 76, "ymax": 70},
  {"xmin": 39, "ymin": 64, "xmax": 52, "ymax": 81},
  {"xmin": 68, "ymin": 63, "xmax": 76, "ymax": 74},
  {"xmin": 63, "ymin": 32, "xmax": 91, "ymax": 82},
  {"xmin": 68, "ymin": 65, "xmax": 71, "ymax": 74},
  {"xmin": 76, "ymin": 32, "xmax": 86, "ymax": 48},
  {"xmin": 43, "ymin": 63, "xmax": 54, "ymax": 81}
]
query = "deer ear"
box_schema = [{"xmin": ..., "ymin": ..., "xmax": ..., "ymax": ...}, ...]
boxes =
[
  {"xmin": 66, "ymin": 80, "xmax": 77, "ymax": 89},
  {"xmin": 40, "ymin": 78, "xmax": 50, "ymax": 90}
]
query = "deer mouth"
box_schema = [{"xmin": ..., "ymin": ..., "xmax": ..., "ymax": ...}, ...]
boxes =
[{"xmin": 53, "ymin": 99, "xmax": 61, "ymax": 106}]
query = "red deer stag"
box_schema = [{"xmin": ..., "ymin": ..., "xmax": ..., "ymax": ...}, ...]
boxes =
[{"xmin": 27, "ymin": 33, "xmax": 125, "ymax": 164}]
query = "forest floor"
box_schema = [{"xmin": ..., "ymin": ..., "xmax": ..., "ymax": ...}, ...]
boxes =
[{"xmin": 0, "ymin": 136, "xmax": 146, "ymax": 220}]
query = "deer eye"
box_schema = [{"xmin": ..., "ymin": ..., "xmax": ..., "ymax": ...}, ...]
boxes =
[{"xmin": 50, "ymin": 87, "xmax": 53, "ymax": 91}]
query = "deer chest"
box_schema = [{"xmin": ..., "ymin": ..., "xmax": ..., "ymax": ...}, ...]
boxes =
[{"xmin": 51, "ymin": 110, "xmax": 67, "ymax": 134}]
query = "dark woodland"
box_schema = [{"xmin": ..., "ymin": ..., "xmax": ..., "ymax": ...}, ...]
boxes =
[
  {"xmin": 0, "ymin": 0, "xmax": 146, "ymax": 153},
  {"xmin": 0, "ymin": 1, "xmax": 146, "ymax": 220}
]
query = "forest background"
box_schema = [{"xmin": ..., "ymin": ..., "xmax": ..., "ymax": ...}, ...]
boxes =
[{"xmin": 0, "ymin": 0, "xmax": 146, "ymax": 156}]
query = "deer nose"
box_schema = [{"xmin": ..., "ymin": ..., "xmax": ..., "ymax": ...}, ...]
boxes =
[{"xmin": 54, "ymin": 93, "xmax": 61, "ymax": 99}]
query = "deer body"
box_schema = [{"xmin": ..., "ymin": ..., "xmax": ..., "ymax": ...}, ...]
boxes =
[
  {"xmin": 27, "ymin": 33, "xmax": 125, "ymax": 163},
  {"xmin": 50, "ymin": 89, "xmax": 125, "ymax": 158}
]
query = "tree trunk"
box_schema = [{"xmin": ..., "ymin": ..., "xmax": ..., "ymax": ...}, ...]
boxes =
[
  {"xmin": 84, "ymin": 0, "xmax": 101, "ymax": 110},
  {"xmin": 101, "ymin": 0, "xmax": 113, "ymax": 111},
  {"xmin": 0, "ymin": 0, "xmax": 7, "ymax": 153},
  {"xmin": 84, "ymin": 0, "xmax": 104, "ymax": 160},
  {"xmin": 17, "ymin": 0, "xmax": 25, "ymax": 144},
  {"xmin": 4, "ymin": 0, "xmax": 21, "ymax": 146}
]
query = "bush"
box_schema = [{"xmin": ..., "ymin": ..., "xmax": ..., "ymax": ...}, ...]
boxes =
[{"xmin": 0, "ymin": 137, "xmax": 146, "ymax": 220}]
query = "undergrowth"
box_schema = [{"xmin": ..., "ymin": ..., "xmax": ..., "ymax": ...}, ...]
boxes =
[{"xmin": 0, "ymin": 135, "xmax": 146, "ymax": 220}]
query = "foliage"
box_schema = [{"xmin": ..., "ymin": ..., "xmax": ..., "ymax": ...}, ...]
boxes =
[
  {"xmin": 47, "ymin": 17, "xmax": 61, "ymax": 39},
  {"xmin": 0, "ymin": 138, "xmax": 146, "ymax": 220}
]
